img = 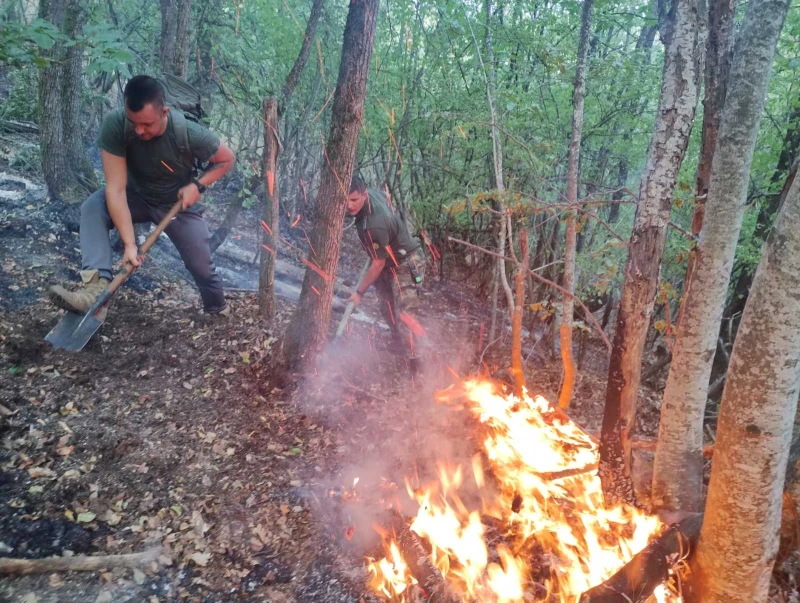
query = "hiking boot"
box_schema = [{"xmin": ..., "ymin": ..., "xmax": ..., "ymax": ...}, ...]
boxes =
[
  {"xmin": 49, "ymin": 270, "xmax": 109, "ymax": 314},
  {"xmin": 206, "ymin": 304, "xmax": 231, "ymax": 317}
]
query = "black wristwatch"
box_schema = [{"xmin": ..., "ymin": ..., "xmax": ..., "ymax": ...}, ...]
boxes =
[{"xmin": 192, "ymin": 178, "xmax": 207, "ymax": 194}]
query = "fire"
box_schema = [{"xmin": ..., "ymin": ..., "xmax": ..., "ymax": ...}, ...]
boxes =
[{"xmin": 367, "ymin": 379, "xmax": 679, "ymax": 602}]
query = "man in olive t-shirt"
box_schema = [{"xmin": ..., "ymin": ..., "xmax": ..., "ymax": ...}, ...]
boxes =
[
  {"xmin": 49, "ymin": 75, "xmax": 235, "ymax": 315},
  {"xmin": 346, "ymin": 177, "xmax": 426, "ymax": 360}
]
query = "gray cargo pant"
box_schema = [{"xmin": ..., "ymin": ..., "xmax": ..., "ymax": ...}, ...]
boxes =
[{"xmin": 80, "ymin": 187, "xmax": 226, "ymax": 313}]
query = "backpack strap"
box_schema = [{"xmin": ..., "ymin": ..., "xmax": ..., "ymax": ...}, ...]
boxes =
[{"xmin": 169, "ymin": 108, "xmax": 195, "ymax": 173}]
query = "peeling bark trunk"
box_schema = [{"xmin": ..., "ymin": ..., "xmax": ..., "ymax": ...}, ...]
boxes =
[
  {"xmin": 280, "ymin": 0, "xmax": 379, "ymax": 371},
  {"xmin": 652, "ymin": 0, "xmax": 788, "ymax": 513},
  {"xmin": 682, "ymin": 0, "xmax": 736, "ymax": 289},
  {"xmin": 688, "ymin": 94, "xmax": 800, "ymax": 602},
  {"xmin": 599, "ymin": 0, "xmax": 705, "ymax": 507},
  {"xmin": 559, "ymin": 0, "xmax": 593, "ymax": 410},
  {"xmin": 259, "ymin": 98, "xmax": 280, "ymax": 318}
]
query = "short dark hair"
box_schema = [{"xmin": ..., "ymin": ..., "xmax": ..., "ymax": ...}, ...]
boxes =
[
  {"xmin": 124, "ymin": 76, "xmax": 165, "ymax": 112},
  {"xmin": 349, "ymin": 176, "xmax": 367, "ymax": 194}
]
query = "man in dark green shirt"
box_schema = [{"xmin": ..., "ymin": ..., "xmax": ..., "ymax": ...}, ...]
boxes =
[
  {"xmin": 49, "ymin": 75, "xmax": 235, "ymax": 315},
  {"xmin": 346, "ymin": 177, "xmax": 426, "ymax": 359}
]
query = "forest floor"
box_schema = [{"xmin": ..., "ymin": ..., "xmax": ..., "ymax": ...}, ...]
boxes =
[{"xmin": 1, "ymin": 150, "xmax": 798, "ymax": 602}]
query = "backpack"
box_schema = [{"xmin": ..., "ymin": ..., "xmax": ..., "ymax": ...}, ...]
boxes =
[{"xmin": 123, "ymin": 73, "xmax": 207, "ymax": 175}]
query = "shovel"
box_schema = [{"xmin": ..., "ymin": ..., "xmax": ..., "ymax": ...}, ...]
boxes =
[
  {"xmin": 333, "ymin": 258, "xmax": 371, "ymax": 340},
  {"xmin": 45, "ymin": 199, "xmax": 183, "ymax": 351}
]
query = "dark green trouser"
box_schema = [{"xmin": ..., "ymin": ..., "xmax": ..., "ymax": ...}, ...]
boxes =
[
  {"xmin": 80, "ymin": 187, "xmax": 227, "ymax": 313},
  {"xmin": 373, "ymin": 247, "xmax": 426, "ymax": 356}
]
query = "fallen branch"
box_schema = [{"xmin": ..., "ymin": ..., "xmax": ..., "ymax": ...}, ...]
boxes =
[
  {"xmin": 0, "ymin": 548, "xmax": 160, "ymax": 575},
  {"xmin": 0, "ymin": 119, "xmax": 39, "ymax": 134},
  {"xmin": 579, "ymin": 514, "xmax": 703, "ymax": 602},
  {"xmin": 448, "ymin": 237, "xmax": 612, "ymax": 352}
]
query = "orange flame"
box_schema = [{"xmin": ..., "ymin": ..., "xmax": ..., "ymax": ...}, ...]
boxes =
[{"xmin": 368, "ymin": 379, "xmax": 678, "ymax": 602}]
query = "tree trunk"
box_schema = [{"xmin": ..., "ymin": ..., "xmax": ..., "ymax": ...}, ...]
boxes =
[
  {"xmin": 38, "ymin": 0, "xmax": 69, "ymax": 199},
  {"xmin": 682, "ymin": 0, "xmax": 736, "ymax": 291},
  {"xmin": 559, "ymin": 0, "xmax": 593, "ymax": 410},
  {"xmin": 172, "ymin": 0, "xmax": 192, "ymax": 78},
  {"xmin": 688, "ymin": 110, "xmax": 800, "ymax": 603},
  {"xmin": 62, "ymin": 0, "xmax": 97, "ymax": 192},
  {"xmin": 599, "ymin": 0, "xmax": 705, "ymax": 507},
  {"xmin": 159, "ymin": 0, "xmax": 178, "ymax": 73},
  {"xmin": 38, "ymin": 0, "xmax": 93, "ymax": 203},
  {"xmin": 281, "ymin": 0, "xmax": 326, "ymax": 115},
  {"xmin": 259, "ymin": 98, "xmax": 280, "ymax": 318},
  {"xmin": 651, "ymin": 0, "xmax": 788, "ymax": 513},
  {"xmin": 280, "ymin": 0, "xmax": 379, "ymax": 371}
]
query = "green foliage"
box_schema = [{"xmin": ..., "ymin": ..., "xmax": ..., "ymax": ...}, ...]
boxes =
[
  {"xmin": 83, "ymin": 24, "xmax": 134, "ymax": 78},
  {"xmin": 2, "ymin": 68, "xmax": 38, "ymax": 121},
  {"xmin": 0, "ymin": 18, "xmax": 71, "ymax": 66}
]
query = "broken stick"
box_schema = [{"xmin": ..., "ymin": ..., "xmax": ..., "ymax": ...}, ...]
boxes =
[
  {"xmin": 0, "ymin": 548, "xmax": 161, "ymax": 575},
  {"xmin": 578, "ymin": 514, "xmax": 702, "ymax": 603}
]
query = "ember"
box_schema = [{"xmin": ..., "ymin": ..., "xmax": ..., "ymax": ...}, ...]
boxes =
[{"xmin": 367, "ymin": 379, "xmax": 679, "ymax": 602}]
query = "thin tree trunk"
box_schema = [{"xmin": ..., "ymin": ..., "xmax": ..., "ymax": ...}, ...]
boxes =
[
  {"xmin": 682, "ymin": 0, "xmax": 736, "ymax": 291},
  {"xmin": 559, "ymin": 0, "xmax": 593, "ymax": 410},
  {"xmin": 259, "ymin": 98, "xmax": 280, "ymax": 318},
  {"xmin": 511, "ymin": 228, "xmax": 529, "ymax": 395},
  {"xmin": 652, "ymin": 0, "xmax": 788, "ymax": 513},
  {"xmin": 281, "ymin": 0, "xmax": 326, "ymax": 115},
  {"xmin": 688, "ymin": 110, "xmax": 800, "ymax": 603},
  {"xmin": 280, "ymin": 0, "xmax": 379, "ymax": 371},
  {"xmin": 481, "ymin": 0, "xmax": 512, "ymax": 351},
  {"xmin": 599, "ymin": 0, "xmax": 706, "ymax": 507}
]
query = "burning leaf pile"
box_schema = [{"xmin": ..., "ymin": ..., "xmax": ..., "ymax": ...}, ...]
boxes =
[{"xmin": 367, "ymin": 379, "xmax": 678, "ymax": 602}]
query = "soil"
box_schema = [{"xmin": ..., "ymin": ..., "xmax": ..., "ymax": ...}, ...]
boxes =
[{"xmin": 1, "ymin": 150, "xmax": 798, "ymax": 603}]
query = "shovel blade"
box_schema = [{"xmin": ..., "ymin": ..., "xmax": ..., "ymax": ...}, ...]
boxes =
[{"xmin": 45, "ymin": 306, "xmax": 108, "ymax": 351}]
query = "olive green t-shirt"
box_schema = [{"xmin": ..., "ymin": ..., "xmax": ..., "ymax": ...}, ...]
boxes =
[
  {"xmin": 355, "ymin": 188, "xmax": 419, "ymax": 264},
  {"xmin": 96, "ymin": 108, "xmax": 220, "ymax": 206}
]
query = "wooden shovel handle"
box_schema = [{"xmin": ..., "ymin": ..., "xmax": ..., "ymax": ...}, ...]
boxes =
[{"xmin": 106, "ymin": 199, "xmax": 184, "ymax": 296}]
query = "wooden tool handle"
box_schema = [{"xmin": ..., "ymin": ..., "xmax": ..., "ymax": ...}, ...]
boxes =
[{"xmin": 106, "ymin": 199, "xmax": 183, "ymax": 296}]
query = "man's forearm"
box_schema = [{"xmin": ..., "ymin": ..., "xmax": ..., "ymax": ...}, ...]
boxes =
[
  {"xmin": 357, "ymin": 259, "xmax": 386, "ymax": 293},
  {"xmin": 197, "ymin": 158, "xmax": 234, "ymax": 188},
  {"xmin": 106, "ymin": 189, "xmax": 136, "ymax": 247}
]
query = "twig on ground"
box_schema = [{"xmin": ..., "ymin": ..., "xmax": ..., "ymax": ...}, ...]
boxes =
[{"xmin": 0, "ymin": 548, "xmax": 161, "ymax": 575}]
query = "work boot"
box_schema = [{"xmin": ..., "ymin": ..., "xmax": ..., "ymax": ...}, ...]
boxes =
[
  {"xmin": 206, "ymin": 304, "xmax": 231, "ymax": 318},
  {"xmin": 49, "ymin": 270, "xmax": 109, "ymax": 314}
]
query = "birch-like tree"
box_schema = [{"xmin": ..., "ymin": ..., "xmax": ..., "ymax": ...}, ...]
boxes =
[
  {"xmin": 688, "ymin": 103, "xmax": 800, "ymax": 603},
  {"xmin": 652, "ymin": 0, "xmax": 789, "ymax": 513},
  {"xmin": 599, "ymin": 0, "xmax": 706, "ymax": 505}
]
